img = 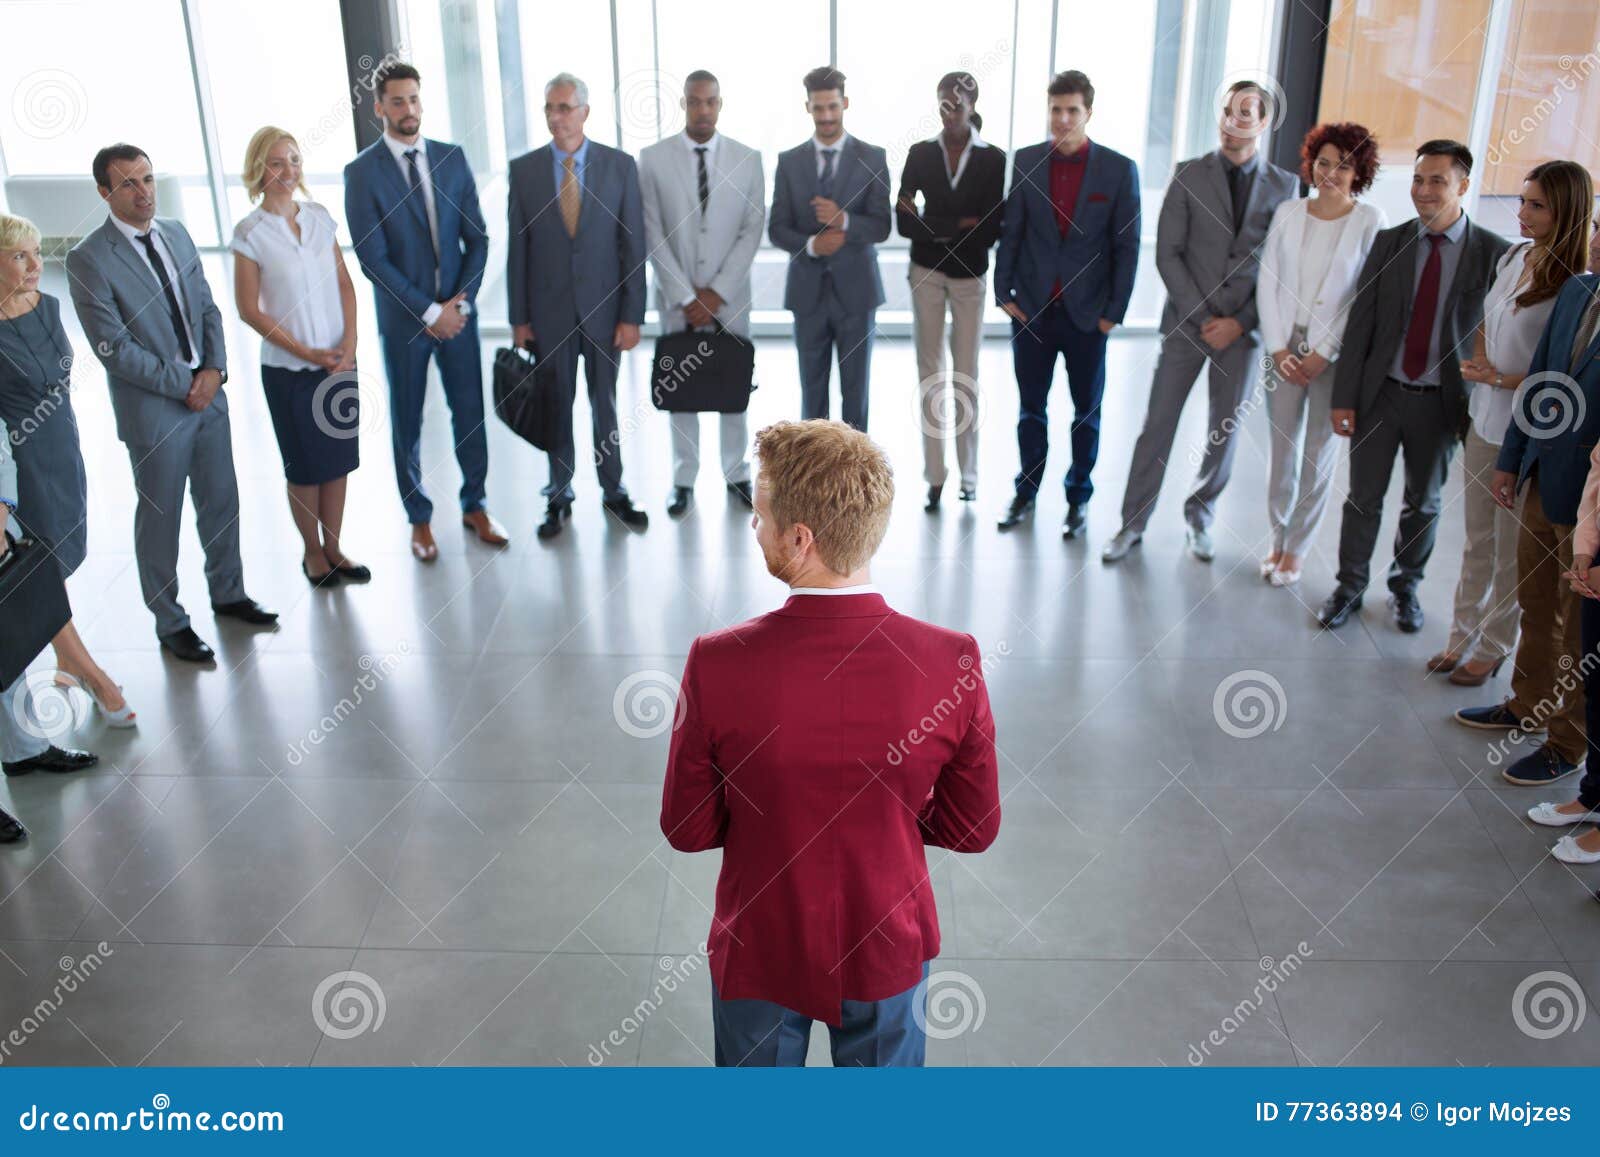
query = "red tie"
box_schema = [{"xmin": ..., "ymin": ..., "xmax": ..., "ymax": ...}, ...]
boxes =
[{"xmin": 1402, "ymin": 234, "xmax": 1445, "ymax": 381}]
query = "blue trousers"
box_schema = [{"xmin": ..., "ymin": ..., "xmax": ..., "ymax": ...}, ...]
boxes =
[
  {"xmin": 1011, "ymin": 304, "xmax": 1108, "ymax": 505},
  {"xmin": 378, "ymin": 319, "xmax": 488, "ymax": 525},
  {"xmin": 794, "ymin": 285, "xmax": 874, "ymax": 432},
  {"xmin": 710, "ymin": 962, "xmax": 929, "ymax": 1067}
]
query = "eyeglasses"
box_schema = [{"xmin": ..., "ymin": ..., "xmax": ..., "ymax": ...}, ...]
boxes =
[{"xmin": 544, "ymin": 102, "xmax": 586, "ymax": 115}]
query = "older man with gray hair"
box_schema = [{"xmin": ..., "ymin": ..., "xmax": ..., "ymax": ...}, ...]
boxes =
[{"xmin": 508, "ymin": 72, "xmax": 649, "ymax": 539}]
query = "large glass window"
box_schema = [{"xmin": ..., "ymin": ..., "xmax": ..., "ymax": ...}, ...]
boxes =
[{"xmin": 1483, "ymin": 0, "xmax": 1600, "ymax": 196}]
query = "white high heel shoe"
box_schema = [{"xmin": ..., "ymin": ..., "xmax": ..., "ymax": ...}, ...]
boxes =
[{"xmin": 57, "ymin": 674, "xmax": 137, "ymax": 729}]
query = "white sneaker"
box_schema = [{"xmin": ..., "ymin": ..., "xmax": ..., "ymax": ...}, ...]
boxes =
[
  {"xmin": 1528, "ymin": 801, "xmax": 1594, "ymax": 827},
  {"xmin": 1551, "ymin": 835, "xmax": 1600, "ymax": 864},
  {"xmin": 1101, "ymin": 529, "xmax": 1142, "ymax": 564},
  {"xmin": 1186, "ymin": 526, "xmax": 1215, "ymax": 562}
]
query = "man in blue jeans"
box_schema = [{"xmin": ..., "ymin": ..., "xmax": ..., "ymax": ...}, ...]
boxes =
[{"xmin": 994, "ymin": 70, "xmax": 1140, "ymax": 537}]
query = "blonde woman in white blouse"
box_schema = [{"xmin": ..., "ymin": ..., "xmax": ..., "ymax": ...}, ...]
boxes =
[
  {"xmin": 1256, "ymin": 124, "xmax": 1386, "ymax": 588},
  {"xmin": 232, "ymin": 127, "xmax": 367, "ymax": 588}
]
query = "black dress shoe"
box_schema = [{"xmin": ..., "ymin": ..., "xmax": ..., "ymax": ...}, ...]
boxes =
[
  {"xmin": 327, "ymin": 559, "xmax": 372, "ymax": 582},
  {"xmin": 159, "ymin": 626, "xmax": 215, "ymax": 663},
  {"xmin": 302, "ymin": 560, "xmax": 343, "ymax": 589},
  {"xmin": 3, "ymin": 746, "xmax": 98, "ymax": 777},
  {"xmin": 0, "ymin": 807, "xmax": 25, "ymax": 843},
  {"xmin": 602, "ymin": 496, "xmax": 649, "ymax": 529},
  {"xmin": 1062, "ymin": 503, "xmax": 1087, "ymax": 539},
  {"xmin": 925, "ymin": 484, "xmax": 942, "ymax": 513},
  {"xmin": 537, "ymin": 501, "xmax": 572, "ymax": 540},
  {"xmin": 1315, "ymin": 588, "xmax": 1363, "ymax": 629},
  {"xmin": 959, "ymin": 487, "xmax": 977, "ymax": 502},
  {"xmin": 997, "ymin": 495, "xmax": 1035, "ymax": 531},
  {"xmin": 1390, "ymin": 589, "xmax": 1424, "ymax": 633},
  {"xmin": 213, "ymin": 599, "xmax": 278, "ymax": 626},
  {"xmin": 726, "ymin": 480, "xmax": 754, "ymax": 510},
  {"xmin": 667, "ymin": 486, "xmax": 694, "ymax": 518}
]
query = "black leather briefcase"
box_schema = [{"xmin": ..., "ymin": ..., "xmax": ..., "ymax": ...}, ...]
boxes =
[
  {"xmin": 650, "ymin": 322, "xmax": 756, "ymax": 413},
  {"xmin": 492, "ymin": 345, "xmax": 564, "ymax": 451},
  {"xmin": 0, "ymin": 532, "xmax": 71, "ymax": 692}
]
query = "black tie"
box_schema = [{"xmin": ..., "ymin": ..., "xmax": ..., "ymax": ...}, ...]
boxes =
[
  {"xmin": 404, "ymin": 148, "xmax": 439, "ymax": 279},
  {"xmin": 404, "ymin": 147, "xmax": 422, "ymax": 193},
  {"xmin": 694, "ymin": 146, "xmax": 709, "ymax": 216},
  {"xmin": 1225, "ymin": 163, "xmax": 1249, "ymax": 234},
  {"xmin": 135, "ymin": 231, "xmax": 192, "ymax": 364},
  {"xmin": 819, "ymin": 148, "xmax": 837, "ymax": 198}
]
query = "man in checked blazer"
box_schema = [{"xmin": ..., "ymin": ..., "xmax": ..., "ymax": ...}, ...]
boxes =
[
  {"xmin": 68, "ymin": 143, "xmax": 275, "ymax": 663},
  {"xmin": 1102, "ymin": 81, "xmax": 1297, "ymax": 565},
  {"xmin": 639, "ymin": 70, "xmax": 766, "ymax": 519},
  {"xmin": 769, "ymin": 66, "xmax": 891, "ymax": 432},
  {"xmin": 508, "ymin": 71, "xmax": 650, "ymax": 539}
]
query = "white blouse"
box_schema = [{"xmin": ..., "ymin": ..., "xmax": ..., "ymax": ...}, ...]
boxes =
[
  {"xmin": 1292, "ymin": 214, "xmax": 1348, "ymax": 331},
  {"xmin": 1469, "ymin": 241, "xmax": 1560, "ymax": 446},
  {"xmin": 229, "ymin": 201, "xmax": 346, "ymax": 371}
]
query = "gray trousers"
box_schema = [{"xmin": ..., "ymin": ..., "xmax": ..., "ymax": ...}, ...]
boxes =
[
  {"xmin": 794, "ymin": 285, "xmax": 873, "ymax": 432},
  {"xmin": 1265, "ymin": 363, "xmax": 1340, "ymax": 557},
  {"xmin": 0, "ymin": 682, "xmax": 48, "ymax": 764},
  {"xmin": 1333, "ymin": 383, "xmax": 1457, "ymax": 596},
  {"xmin": 1120, "ymin": 327, "xmax": 1260, "ymax": 534},
  {"xmin": 128, "ymin": 403, "xmax": 247, "ymax": 637},
  {"xmin": 670, "ymin": 411, "xmax": 750, "ymax": 489}
]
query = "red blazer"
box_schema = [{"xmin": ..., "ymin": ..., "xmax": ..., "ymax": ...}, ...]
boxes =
[{"xmin": 660, "ymin": 592, "xmax": 1000, "ymax": 1026}]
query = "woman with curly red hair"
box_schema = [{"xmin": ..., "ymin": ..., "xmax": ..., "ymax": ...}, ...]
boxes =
[{"xmin": 1256, "ymin": 122, "xmax": 1386, "ymax": 587}]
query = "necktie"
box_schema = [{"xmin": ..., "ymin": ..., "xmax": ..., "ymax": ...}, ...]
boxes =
[
  {"xmin": 819, "ymin": 148, "xmax": 837, "ymax": 198},
  {"xmin": 134, "ymin": 231, "xmax": 193, "ymax": 364},
  {"xmin": 1402, "ymin": 234, "xmax": 1445, "ymax": 381},
  {"xmin": 1570, "ymin": 289, "xmax": 1600, "ymax": 373},
  {"xmin": 1225, "ymin": 163, "xmax": 1249, "ymax": 234},
  {"xmin": 694, "ymin": 146, "xmax": 709, "ymax": 217},
  {"xmin": 560, "ymin": 155, "xmax": 580, "ymax": 238},
  {"xmin": 404, "ymin": 148, "xmax": 439, "ymax": 276}
]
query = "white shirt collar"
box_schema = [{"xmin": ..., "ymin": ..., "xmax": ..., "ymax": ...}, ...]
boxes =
[
  {"xmin": 382, "ymin": 132, "xmax": 425, "ymax": 165},
  {"xmin": 108, "ymin": 213, "xmax": 160, "ymax": 244},
  {"xmin": 789, "ymin": 583, "xmax": 878, "ymax": 596},
  {"xmin": 927, "ymin": 127, "xmax": 986, "ymax": 149},
  {"xmin": 813, "ymin": 132, "xmax": 850, "ymax": 156},
  {"xmin": 683, "ymin": 130, "xmax": 719, "ymax": 158}
]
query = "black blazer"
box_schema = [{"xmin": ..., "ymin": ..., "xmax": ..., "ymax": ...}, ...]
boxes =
[
  {"xmin": 895, "ymin": 137, "xmax": 1006, "ymax": 278},
  {"xmin": 1331, "ymin": 215, "xmax": 1509, "ymax": 424}
]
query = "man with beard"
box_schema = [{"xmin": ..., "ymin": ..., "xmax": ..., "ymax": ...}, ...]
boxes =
[{"xmin": 661, "ymin": 419, "xmax": 1000, "ymax": 1066}]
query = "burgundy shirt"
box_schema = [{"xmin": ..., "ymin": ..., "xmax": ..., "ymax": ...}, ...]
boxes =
[{"xmin": 1049, "ymin": 139, "xmax": 1091, "ymax": 297}]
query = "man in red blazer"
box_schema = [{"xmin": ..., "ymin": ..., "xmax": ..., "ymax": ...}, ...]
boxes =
[{"xmin": 661, "ymin": 419, "xmax": 1001, "ymax": 1066}]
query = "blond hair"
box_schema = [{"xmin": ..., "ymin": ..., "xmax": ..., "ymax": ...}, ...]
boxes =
[
  {"xmin": 0, "ymin": 214, "xmax": 41, "ymax": 252},
  {"xmin": 242, "ymin": 126, "xmax": 309, "ymax": 201},
  {"xmin": 754, "ymin": 420, "xmax": 894, "ymax": 574}
]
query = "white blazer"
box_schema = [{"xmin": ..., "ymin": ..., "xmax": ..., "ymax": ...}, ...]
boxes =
[
  {"xmin": 1257, "ymin": 197, "xmax": 1387, "ymax": 360},
  {"xmin": 638, "ymin": 131, "xmax": 766, "ymax": 337}
]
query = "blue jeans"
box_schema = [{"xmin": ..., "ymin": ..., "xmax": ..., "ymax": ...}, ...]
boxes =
[
  {"xmin": 1011, "ymin": 304, "xmax": 1108, "ymax": 505},
  {"xmin": 711, "ymin": 961, "xmax": 929, "ymax": 1067}
]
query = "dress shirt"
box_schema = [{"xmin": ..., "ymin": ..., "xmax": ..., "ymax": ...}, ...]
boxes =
[
  {"xmin": 1389, "ymin": 211, "xmax": 1469, "ymax": 387},
  {"xmin": 1220, "ymin": 149, "xmax": 1259, "ymax": 234},
  {"xmin": 1049, "ymin": 138, "xmax": 1090, "ymax": 236},
  {"xmin": 381, "ymin": 132, "xmax": 443, "ymax": 323},
  {"xmin": 806, "ymin": 132, "xmax": 850, "ymax": 257},
  {"xmin": 1471, "ymin": 241, "xmax": 1558, "ymax": 445},
  {"xmin": 552, "ymin": 136, "xmax": 591, "ymax": 195},
  {"xmin": 229, "ymin": 202, "xmax": 347, "ymax": 371},
  {"xmin": 940, "ymin": 128, "xmax": 984, "ymax": 188},
  {"xmin": 106, "ymin": 214, "xmax": 200, "ymax": 369},
  {"xmin": 788, "ymin": 583, "xmax": 879, "ymax": 596}
]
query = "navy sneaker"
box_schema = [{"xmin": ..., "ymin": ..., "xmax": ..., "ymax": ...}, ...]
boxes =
[
  {"xmin": 1501, "ymin": 743, "xmax": 1584, "ymax": 787},
  {"xmin": 1454, "ymin": 702, "xmax": 1533, "ymax": 731}
]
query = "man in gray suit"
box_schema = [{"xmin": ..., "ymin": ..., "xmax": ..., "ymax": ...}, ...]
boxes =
[
  {"xmin": 640, "ymin": 71, "xmax": 765, "ymax": 518},
  {"xmin": 769, "ymin": 67, "xmax": 891, "ymax": 432},
  {"xmin": 1317, "ymin": 140, "xmax": 1508, "ymax": 632},
  {"xmin": 1103, "ymin": 82, "xmax": 1298, "ymax": 564},
  {"xmin": 508, "ymin": 73, "xmax": 649, "ymax": 539},
  {"xmin": 67, "ymin": 144, "xmax": 275, "ymax": 662}
]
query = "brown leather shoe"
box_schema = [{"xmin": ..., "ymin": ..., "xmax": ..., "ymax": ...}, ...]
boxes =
[
  {"xmin": 1426, "ymin": 650, "xmax": 1460, "ymax": 674},
  {"xmin": 462, "ymin": 509, "xmax": 509, "ymax": 546},
  {"xmin": 1448, "ymin": 655, "xmax": 1507, "ymax": 687},
  {"xmin": 410, "ymin": 523, "xmax": 438, "ymax": 562}
]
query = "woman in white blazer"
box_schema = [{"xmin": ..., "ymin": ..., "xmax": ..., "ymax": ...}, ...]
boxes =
[{"xmin": 1256, "ymin": 123, "xmax": 1386, "ymax": 587}]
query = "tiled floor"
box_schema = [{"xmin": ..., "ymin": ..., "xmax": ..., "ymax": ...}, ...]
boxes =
[{"xmin": 3, "ymin": 257, "xmax": 1598, "ymax": 1066}]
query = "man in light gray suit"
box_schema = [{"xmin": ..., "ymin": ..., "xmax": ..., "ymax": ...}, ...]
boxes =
[
  {"xmin": 769, "ymin": 66, "xmax": 891, "ymax": 432},
  {"xmin": 640, "ymin": 70, "xmax": 765, "ymax": 518},
  {"xmin": 67, "ymin": 144, "xmax": 275, "ymax": 662},
  {"xmin": 1103, "ymin": 82, "xmax": 1298, "ymax": 564},
  {"xmin": 508, "ymin": 73, "xmax": 650, "ymax": 539}
]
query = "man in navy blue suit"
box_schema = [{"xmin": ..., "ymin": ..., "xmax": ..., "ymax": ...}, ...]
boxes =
[
  {"xmin": 994, "ymin": 71, "xmax": 1140, "ymax": 537},
  {"xmin": 344, "ymin": 62, "xmax": 505, "ymax": 562},
  {"xmin": 769, "ymin": 67, "xmax": 891, "ymax": 432},
  {"xmin": 507, "ymin": 72, "xmax": 649, "ymax": 539}
]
